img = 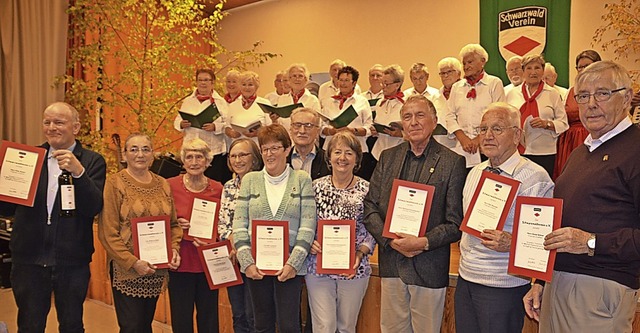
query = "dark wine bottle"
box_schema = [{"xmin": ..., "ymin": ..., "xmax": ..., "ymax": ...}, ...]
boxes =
[{"xmin": 59, "ymin": 170, "xmax": 75, "ymax": 217}]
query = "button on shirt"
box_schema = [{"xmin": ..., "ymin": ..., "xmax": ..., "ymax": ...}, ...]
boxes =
[{"xmin": 291, "ymin": 145, "xmax": 317, "ymax": 175}]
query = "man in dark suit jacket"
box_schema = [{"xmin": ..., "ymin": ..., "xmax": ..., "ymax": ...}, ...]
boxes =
[
  {"xmin": 364, "ymin": 95, "xmax": 465, "ymax": 332},
  {"xmin": 0, "ymin": 102, "xmax": 106, "ymax": 332},
  {"xmin": 287, "ymin": 107, "xmax": 330, "ymax": 180}
]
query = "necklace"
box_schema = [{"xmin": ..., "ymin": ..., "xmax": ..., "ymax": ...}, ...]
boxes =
[
  {"xmin": 331, "ymin": 174, "xmax": 355, "ymax": 190},
  {"xmin": 184, "ymin": 175, "xmax": 208, "ymax": 193}
]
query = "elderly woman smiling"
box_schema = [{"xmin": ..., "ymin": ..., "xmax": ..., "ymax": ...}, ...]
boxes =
[
  {"xmin": 506, "ymin": 54, "xmax": 569, "ymax": 177},
  {"xmin": 224, "ymin": 71, "xmax": 272, "ymax": 142},
  {"xmin": 232, "ymin": 124, "xmax": 316, "ymax": 333}
]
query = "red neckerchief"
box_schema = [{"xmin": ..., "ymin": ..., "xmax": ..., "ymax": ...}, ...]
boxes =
[
  {"xmin": 242, "ymin": 95, "xmax": 257, "ymax": 109},
  {"xmin": 332, "ymin": 91, "xmax": 354, "ymax": 109},
  {"xmin": 292, "ymin": 89, "xmax": 305, "ymax": 104},
  {"xmin": 518, "ymin": 81, "xmax": 545, "ymax": 153},
  {"xmin": 442, "ymin": 86, "xmax": 452, "ymax": 100},
  {"xmin": 224, "ymin": 93, "xmax": 240, "ymax": 104},
  {"xmin": 465, "ymin": 72, "xmax": 485, "ymax": 99},
  {"xmin": 196, "ymin": 93, "xmax": 214, "ymax": 104},
  {"xmin": 381, "ymin": 91, "xmax": 405, "ymax": 106}
]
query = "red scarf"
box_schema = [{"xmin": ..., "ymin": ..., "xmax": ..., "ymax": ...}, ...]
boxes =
[
  {"xmin": 332, "ymin": 91, "xmax": 354, "ymax": 109},
  {"xmin": 292, "ymin": 89, "xmax": 305, "ymax": 104},
  {"xmin": 442, "ymin": 86, "xmax": 452, "ymax": 100},
  {"xmin": 242, "ymin": 95, "xmax": 257, "ymax": 109},
  {"xmin": 381, "ymin": 91, "xmax": 405, "ymax": 106},
  {"xmin": 196, "ymin": 93, "xmax": 214, "ymax": 104},
  {"xmin": 518, "ymin": 81, "xmax": 545, "ymax": 153},
  {"xmin": 224, "ymin": 93, "xmax": 240, "ymax": 104},
  {"xmin": 465, "ymin": 72, "xmax": 485, "ymax": 99}
]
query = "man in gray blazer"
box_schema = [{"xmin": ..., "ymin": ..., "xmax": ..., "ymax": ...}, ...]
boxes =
[{"xmin": 364, "ymin": 95, "xmax": 466, "ymax": 333}]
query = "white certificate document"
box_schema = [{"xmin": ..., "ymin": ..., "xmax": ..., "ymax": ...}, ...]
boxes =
[
  {"xmin": 466, "ymin": 178, "xmax": 514, "ymax": 232},
  {"xmin": 388, "ymin": 185, "xmax": 428, "ymax": 236},
  {"xmin": 202, "ymin": 245, "xmax": 237, "ymax": 285},
  {"xmin": 188, "ymin": 198, "xmax": 217, "ymax": 239},
  {"xmin": 136, "ymin": 220, "xmax": 169, "ymax": 265},
  {"xmin": 0, "ymin": 147, "xmax": 39, "ymax": 199},
  {"xmin": 321, "ymin": 225, "xmax": 351, "ymax": 270},
  {"xmin": 255, "ymin": 225, "xmax": 285, "ymax": 271},
  {"xmin": 513, "ymin": 204, "xmax": 555, "ymax": 272}
]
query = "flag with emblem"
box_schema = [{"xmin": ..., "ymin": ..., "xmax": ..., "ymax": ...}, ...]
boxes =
[{"xmin": 480, "ymin": 0, "xmax": 571, "ymax": 88}]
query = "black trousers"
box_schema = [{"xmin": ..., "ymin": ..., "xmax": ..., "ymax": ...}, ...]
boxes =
[
  {"xmin": 11, "ymin": 263, "xmax": 90, "ymax": 333},
  {"xmin": 523, "ymin": 154, "xmax": 555, "ymax": 179},
  {"xmin": 111, "ymin": 285, "xmax": 159, "ymax": 333},
  {"xmin": 168, "ymin": 271, "xmax": 219, "ymax": 333},
  {"xmin": 246, "ymin": 275, "xmax": 303, "ymax": 333}
]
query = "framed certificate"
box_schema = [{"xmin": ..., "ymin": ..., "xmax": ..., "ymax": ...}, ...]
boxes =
[
  {"xmin": 197, "ymin": 240, "xmax": 243, "ymax": 290},
  {"xmin": 0, "ymin": 141, "xmax": 47, "ymax": 207},
  {"xmin": 508, "ymin": 196, "xmax": 562, "ymax": 282},
  {"xmin": 251, "ymin": 220, "xmax": 289, "ymax": 275},
  {"xmin": 382, "ymin": 179, "xmax": 435, "ymax": 239},
  {"xmin": 131, "ymin": 215, "xmax": 172, "ymax": 269},
  {"xmin": 316, "ymin": 219, "xmax": 356, "ymax": 275},
  {"xmin": 459, "ymin": 171, "xmax": 521, "ymax": 238},
  {"xmin": 183, "ymin": 196, "xmax": 220, "ymax": 242}
]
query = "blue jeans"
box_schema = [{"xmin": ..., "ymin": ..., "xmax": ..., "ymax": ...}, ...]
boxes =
[
  {"xmin": 226, "ymin": 273, "xmax": 255, "ymax": 333},
  {"xmin": 11, "ymin": 263, "xmax": 90, "ymax": 333},
  {"xmin": 246, "ymin": 275, "xmax": 303, "ymax": 333}
]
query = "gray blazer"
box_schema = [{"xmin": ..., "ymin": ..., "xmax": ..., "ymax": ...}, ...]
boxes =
[{"xmin": 363, "ymin": 139, "xmax": 465, "ymax": 288}]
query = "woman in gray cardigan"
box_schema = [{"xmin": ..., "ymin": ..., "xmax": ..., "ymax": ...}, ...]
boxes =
[{"xmin": 232, "ymin": 123, "xmax": 316, "ymax": 333}]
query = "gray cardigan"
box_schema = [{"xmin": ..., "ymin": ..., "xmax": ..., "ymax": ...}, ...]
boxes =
[
  {"xmin": 363, "ymin": 140, "xmax": 465, "ymax": 288},
  {"xmin": 232, "ymin": 167, "xmax": 316, "ymax": 274}
]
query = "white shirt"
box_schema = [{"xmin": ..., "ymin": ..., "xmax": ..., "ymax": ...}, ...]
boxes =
[
  {"xmin": 319, "ymin": 81, "xmax": 362, "ymax": 108},
  {"xmin": 362, "ymin": 90, "xmax": 384, "ymax": 100},
  {"xmin": 432, "ymin": 86, "xmax": 457, "ymax": 149},
  {"xmin": 402, "ymin": 85, "xmax": 440, "ymax": 100},
  {"xmin": 224, "ymin": 96, "xmax": 272, "ymax": 145},
  {"xmin": 371, "ymin": 98, "xmax": 404, "ymax": 160},
  {"xmin": 584, "ymin": 116, "xmax": 633, "ymax": 152},
  {"xmin": 445, "ymin": 73, "xmax": 505, "ymax": 166},
  {"xmin": 320, "ymin": 93, "xmax": 373, "ymax": 152},
  {"xmin": 265, "ymin": 91, "xmax": 282, "ymax": 105},
  {"xmin": 503, "ymin": 82, "xmax": 522, "ymax": 96},
  {"xmin": 174, "ymin": 89, "xmax": 228, "ymax": 155},
  {"xmin": 552, "ymin": 85, "xmax": 569, "ymax": 101},
  {"xmin": 275, "ymin": 89, "xmax": 321, "ymax": 133},
  {"xmin": 506, "ymin": 84, "xmax": 569, "ymax": 155}
]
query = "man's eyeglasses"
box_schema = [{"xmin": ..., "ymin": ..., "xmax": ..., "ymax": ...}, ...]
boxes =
[
  {"xmin": 291, "ymin": 122, "xmax": 318, "ymax": 130},
  {"xmin": 261, "ymin": 145, "xmax": 284, "ymax": 155},
  {"xmin": 438, "ymin": 70, "xmax": 457, "ymax": 77},
  {"xmin": 128, "ymin": 147, "xmax": 153, "ymax": 154},
  {"xmin": 574, "ymin": 88, "xmax": 626, "ymax": 104},
  {"xmin": 475, "ymin": 126, "xmax": 517, "ymax": 136}
]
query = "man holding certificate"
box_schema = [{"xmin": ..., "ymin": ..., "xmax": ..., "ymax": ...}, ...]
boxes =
[
  {"xmin": 0, "ymin": 102, "xmax": 106, "ymax": 332},
  {"xmin": 524, "ymin": 61, "xmax": 640, "ymax": 333},
  {"xmin": 363, "ymin": 95, "xmax": 466, "ymax": 332},
  {"xmin": 455, "ymin": 103, "xmax": 554, "ymax": 333}
]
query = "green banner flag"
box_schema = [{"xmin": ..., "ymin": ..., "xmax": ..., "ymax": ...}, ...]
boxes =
[{"xmin": 480, "ymin": 0, "xmax": 571, "ymax": 87}]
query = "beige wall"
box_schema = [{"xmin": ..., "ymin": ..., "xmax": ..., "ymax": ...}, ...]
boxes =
[{"xmin": 218, "ymin": 0, "xmax": 638, "ymax": 96}]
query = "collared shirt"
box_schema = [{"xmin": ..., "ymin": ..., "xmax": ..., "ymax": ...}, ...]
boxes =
[
  {"xmin": 291, "ymin": 145, "xmax": 317, "ymax": 175},
  {"xmin": 403, "ymin": 85, "xmax": 440, "ymax": 101},
  {"xmin": 275, "ymin": 89, "xmax": 321, "ymax": 132},
  {"xmin": 47, "ymin": 142, "xmax": 77, "ymax": 218},
  {"xmin": 319, "ymin": 81, "xmax": 362, "ymax": 108},
  {"xmin": 400, "ymin": 143, "xmax": 430, "ymax": 182},
  {"xmin": 362, "ymin": 90, "xmax": 384, "ymax": 100},
  {"xmin": 173, "ymin": 89, "xmax": 228, "ymax": 155},
  {"xmin": 320, "ymin": 93, "xmax": 373, "ymax": 152},
  {"xmin": 584, "ymin": 116, "xmax": 633, "ymax": 152}
]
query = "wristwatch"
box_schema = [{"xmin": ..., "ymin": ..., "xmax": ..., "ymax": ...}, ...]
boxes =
[{"xmin": 587, "ymin": 233, "xmax": 596, "ymax": 256}]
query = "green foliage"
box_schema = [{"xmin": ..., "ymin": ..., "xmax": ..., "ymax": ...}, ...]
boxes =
[{"xmin": 57, "ymin": 0, "xmax": 279, "ymax": 172}]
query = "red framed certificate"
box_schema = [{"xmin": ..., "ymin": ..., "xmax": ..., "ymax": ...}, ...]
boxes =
[
  {"xmin": 508, "ymin": 196, "xmax": 563, "ymax": 282},
  {"xmin": 251, "ymin": 220, "xmax": 289, "ymax": 275},
  {"xmin": 183, "ymin": 195, "xmax": 220, "ymax": 242},
  {"xmin": 0, "ymin": 141, "xmax": 46, "ymax": 207},
  {"xmin": 316, "ymin": 219, "xmax": 356, "ymax": 275},
  {"xmin": 131, "ymin": 215, "xmax": 172, "ymax": 269},
  {"xmin": 197, "ymin": 240, "xmax": 243, "ymax": 290},
  {"xmin": 382, "ymin": 179, "xmax": 435, "ymax": 239},
  {"xmin": 460, "ymin": 171, "xmax": 521, "ymax": 238}
]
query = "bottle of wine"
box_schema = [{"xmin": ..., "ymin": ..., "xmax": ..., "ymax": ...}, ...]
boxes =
[{"xmin": 59, "ymin": 170, "xmax": 75, "ymax": 217}]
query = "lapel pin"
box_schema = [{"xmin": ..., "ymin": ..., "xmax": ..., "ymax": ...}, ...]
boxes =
[
  {"xmin": 603, "ymin": 155, "xmax": 609, "ymax": 161},
  {"xmin": 429, "ymin": 167, "xmax": 435, "ymax": 173}
]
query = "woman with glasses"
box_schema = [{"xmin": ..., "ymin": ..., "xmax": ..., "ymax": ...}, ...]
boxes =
[
  {"xmin": 370, "ymin": 64, "xmax": 406, "ymax": 161},
  {"xmin": 174, "ymin": 68, "xmax": 232, "ymax": 184},
  {"xmin": 232, "ymin": 124, "xmax": 316, "ymax": 333},
  {"xmin": 98, "ymin": 133, "xmax": 182, "ymax": 333},
  {"xmin": 224, "ymin": 71, "xmax": 272, "ymax": 143},
  {"xmin": 219, "ymin": 138, "xmax": 263, "ymax": 333},
  {"xmin": 305, "ymin": 131, "xmax": 375, "ymax": 333},
  {"xmin": 553, "ymin": 50, "xmax": 601, "ymax": 180},
  {"xmin": 167, "ymin": 138, "xmax": 224, "ymax": 333},
  {"xmin": 506, "ymin": 54, "xmax": 569, "ymax": 178}
]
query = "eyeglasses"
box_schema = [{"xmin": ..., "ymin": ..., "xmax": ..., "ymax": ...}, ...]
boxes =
[
  {"xmin": 438, "ymin": 70, "xmax": 457, "ymax": 77},
  {"xmin": 261, "ymin": 145, "xmax": 284, "ymax": 155},
  {"xmin": 574, "ymin": 88, "xmax": 626, "ymax": 104},
  {"xmin": 229, "ymin": 152, "xmax": 252, "ymax": 160},
  {"xmin": 382, "ymin": 81, "xmax": 401, "ymax": 87},
  {"xmin": 475, "ymin": 126, "xmax": 517, "ymax": 136},
  {"xmin": 197, "ymin": 79, "xmax": 213, "ymax": 82},
  {"xmin": 291, "ymin": 122, "xmax": 318, "ymax": 130},
  {"xmin": 128, "ymin": 147, "xmax": 153, "ymax": 154}
]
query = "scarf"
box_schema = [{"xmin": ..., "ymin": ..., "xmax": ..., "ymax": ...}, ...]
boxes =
[
  {"xmin": 292, "ymin": 89, "xmax": 305, "ymax": 104},
  {"xmin": 242, "ymin": 95, "xmax": 257, "ymax": 109},
  {"xmin": 332, "ymin": 91, "xmax": 354, "ymax": 109},
  {"xmin": 381, "ymin": 91, "xmax": 405, "ymax": 106},
  {"xmin": 196, "ymin": 93, "xmax": 214, "ymax": 104},
  {"xmin": 518, "ymin": 81, "xmax": 545, "ymax": 153},
  {"xmin": 465, "ymin": 72, "xmax": 485, "ymax": 99},
  {"xmin": 224, "ymin": 93, "xmax": 240, "ymax": 104},
  {"xmin": 442, "ymin": 86, "xmax": 452, "ymax": 100}
]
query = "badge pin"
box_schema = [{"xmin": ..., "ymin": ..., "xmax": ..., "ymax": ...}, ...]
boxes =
[{"xmin": 603, "ymin": 155, "xmax": 609, "ymax": 161}]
